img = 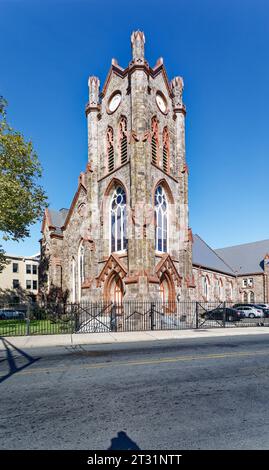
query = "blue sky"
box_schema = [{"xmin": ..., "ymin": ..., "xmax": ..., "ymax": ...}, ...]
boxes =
[{"xmin": 1, "ymin": 0, "xmax": 269, "ymax": 255}]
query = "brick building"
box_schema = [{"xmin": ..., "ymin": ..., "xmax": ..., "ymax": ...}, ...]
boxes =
[{"xmin": 40, "ymin": 32, "xmax": 269, "ymax": 305}]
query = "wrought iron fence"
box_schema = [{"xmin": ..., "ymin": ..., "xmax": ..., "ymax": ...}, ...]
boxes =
[{"xmin": 0, "ymin": 300, "xmax": 269, "ymax": 337}]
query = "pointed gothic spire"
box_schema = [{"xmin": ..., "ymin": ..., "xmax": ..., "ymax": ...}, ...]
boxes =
[
  {"xmin": 171, "ymin": 76, "xmax": 184, "ymax": 109},
  {"xmin": 131, "ymin": 30, "xmax": 146, "ymax": 62},
  {"xmin": 88, "ymin": 76, "xmax": 100, "ymax": 107}
]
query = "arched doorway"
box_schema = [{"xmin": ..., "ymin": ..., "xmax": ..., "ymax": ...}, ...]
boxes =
[
  {"xmin": 159, "ymin": 272, "xmax": 176, "ymax": 311},
  {"xmin": 105, "ymin": 272, "xmax": 124, "ymax": 304}
]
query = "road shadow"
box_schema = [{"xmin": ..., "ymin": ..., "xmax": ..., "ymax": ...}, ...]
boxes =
[
  {"xmin": 0, "ymin": 336, "xmax": 40, "ymax": 384},
  {"xmin": 107, "ymin": 431, "xmax": 140, "ymax": 450}
]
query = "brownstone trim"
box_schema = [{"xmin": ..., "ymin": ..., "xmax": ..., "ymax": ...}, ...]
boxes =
[
  {"xmin": 188, "ymin": 228, "xmax": 193, "ymax": 243},
  {"xmin": 96, "ymin": 253, "xmax": 128, "ymax": 287},
  {"xmin": 98, "ymin": 161, "xmax": 130, "ymax": 182},
  {"xmin": 85, "ymin": 104, "xmax": 100, "ymax": 116},
  {"xmin": 186, "ymin": 274, "xmax": 196, "ymax": 288},
  {"xmin": 155, "ymin": 254, "xmax": 182, "ymax": 287},
  {"xmin": 153, "ymin": 178, "xmax": 175, "ymax": 205},
  {"xmin": 100, "ymin": 61, "xmax": 173, "ymax": 101},
  {"xmin": 124, "ymin": 275, "xmax": 139, "ymax": 285},
  {"xmin": 100, "ymin": 64, "xmax": 128, "ymax": 99},
  {"xmin": 61, "ymin": 183, "xmax": 87, "ymax": 231},
  {"xmin": 151, "ymin": 162, "xmax": 179, "ymax": 183},
  {"xmin": 50, "ymin": 233, "xmax": 63, "ymax": 240},
  {"xmin": 193, "ymin": 264, "xmax": 236, "ymax": 278},
  {"xmin": 103, "ymin": 177, "xmax": 128, "ymax": 198}
]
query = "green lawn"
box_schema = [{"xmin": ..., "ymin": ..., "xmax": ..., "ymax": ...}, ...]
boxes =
[{"xmin": 0, "ymin": 319, "xmax": 74, "ymax": 336}]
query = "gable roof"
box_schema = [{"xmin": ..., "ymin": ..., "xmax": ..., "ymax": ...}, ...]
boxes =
[
  {"xmin": 49, "ymin": 209, "xmax": 69, "ymax": 229},
  {"xmin": 216, "ymin": 239, "xmax": 269, "ymax": 275},
  {"xmin": 43, "ymin": 208, "xmax": 69, "ymax": 236},
  {"xmin": 193, "ymin": 234, "xmax": 235, "ymax": 276}
]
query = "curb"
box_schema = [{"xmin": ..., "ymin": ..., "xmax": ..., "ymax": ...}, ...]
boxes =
[{"xmin": 1, "ymin": 326, "xmax": 269, "ymax": 351}]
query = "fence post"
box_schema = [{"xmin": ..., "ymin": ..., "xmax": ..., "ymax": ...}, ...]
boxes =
[
  {"xmin": 111, "ymin": 303, "xmax": 117, "ymax": 332},
  {"xmin": 223, "ymin": 301, "xmax": 226, "ymax": 328},
  {"xmin": 150, "ymin": 302, "xmax": 154, "ymax": 330},
  {"xmin": 73, "ymin": 305, "xmax": 78, "ymax": 333},
  {"xmin": 25, "ymin": 302, "xmax": 31, "ymax": 336},
  {"xmin": 195, "ymin": 302, "xmax": 199, "ymax": 329}
]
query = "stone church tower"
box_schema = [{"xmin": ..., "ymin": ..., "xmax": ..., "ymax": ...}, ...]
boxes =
[{"xmin": 40, "ymin": 31, "xmax": 193, "ymax": 303}]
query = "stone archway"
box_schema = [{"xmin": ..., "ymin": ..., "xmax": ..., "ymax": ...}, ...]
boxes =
[
  {"xmin": 105, "ymin": 271, "xmax": 124, "ymax": 304},
  {"xmin": 159, "ymin": 271, "xmax": 176, "ymax": 304}
]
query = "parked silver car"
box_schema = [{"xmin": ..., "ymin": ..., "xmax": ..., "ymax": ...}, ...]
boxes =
[{"xmin": 235, "ymin": 306, "xmax": 264, "ymax": 318}]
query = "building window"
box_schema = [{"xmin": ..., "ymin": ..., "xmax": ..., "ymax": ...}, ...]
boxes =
[
  {"xmin": 119, "ymin": 116, "xmax": 128, "ymax": 165},
  {"xmin": 79, "ymin": 245, "xmax": 85, "ymax": 285},
  {"xmin": 217, "ymin": 278, "xmax": 223, "ymax": 300},
  {"xmin": 26, "ymin": 280, "xmax": 31, "ymax": 290},
  {"xmin": 248, "ymin": 278, "xmax": 253, "ymax": 288},
  {"xmin": 229, "ymin": 282, "xmax": 233, "ymax": 300},
  {"xmin": 26, "ymin": 264, "xmax": 31, "ymax": 274},
  {"xmin": 33, "ymin": 280, "xmax": 37, "ymax": 290},
  {"xmin": 155, "ymin": 185, "xmax": 168, "ymax": 252},
  {"xmin": 162, "ymin": 127, "xmax": 170, "ymax": 173},
  {"xmin": 12, "ymin": 263, "xmax": 18, "ymax": 273},
  {"xmin": 13, "ymin": 279, "xmax": 20, "ymax": 289},
  {"xmin": 106, "ymin": 126, "xmax": 114, "ymax": 173},
  {"xmin": 72, "ymin": 258, "xmax": 76, "ymax": 303},
  {"xmin": 243, "ymin": 291, "xmax": 248, "ymax": 303},
  {"xmin": 32, "ymin": 265, "xmax": 37, "ymax": 275},
  {"xmin": 242, "ymin": 278, "xmax": 247, "ymax": 288},
  {"xmin": 110, "ymin": 186, "xmax": 127, "ymax": 253},
  {"xmin": 202, "ymin": 276, "xmax": 209, "ymax": 301},
  {"xmin": 151, "ymin": 117, "xmax": 159, "ymax": 165},
  {"xmin": 249, "ymin": 291, "xmax": 255, "ymax": 303}
]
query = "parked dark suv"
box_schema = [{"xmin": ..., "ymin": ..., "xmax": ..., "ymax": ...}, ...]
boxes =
[{"xmin": 201, "ymin": 307, "xmax": 244, "ymax": 322}]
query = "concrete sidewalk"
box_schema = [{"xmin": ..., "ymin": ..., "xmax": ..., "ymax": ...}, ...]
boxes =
[{"xmin": 1, "ymin": 326, "xmax": 269, "ymax": 350}]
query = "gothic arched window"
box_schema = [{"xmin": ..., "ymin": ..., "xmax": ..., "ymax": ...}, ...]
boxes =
[
  {"xmin": 155, "ymin": 185, "xmax": 168, "ymax": 252},
  {"xmin": 162, "ymin": 127, "xmax": 170, "ymax": 173},
  {"xmin": 249, "ymin": 291, "xmax": 255, "ymax": 303},
  {"xmin": 202, "ymin": 276, "xmax": 209, "ymax": 301},
  {"xmin": 72, "ymin": 258, "xmax": 76, "ymax": 303},
  {"xmin": 119, "ymin": 116, "xmax": 128, "ymax": 165},
  {"xmin": 151, "ymin": 117, "xmax": 159, "ymax": 165},
  {"xmin": 243, "ymin": 291, "xmax": 248, "ymax": 303},
  {"xmin": 110, "ymin": 186, "xmax": 127, "ymax": 253},
  {"xmin": 229, "ymin": 282, "xmax": 233, "ymax": 300},
  {"xmin": 79, "ymin": 244, "xmax": 85, "ymax": 285},
  {"xmin": 216, "ymin": 278, "xmax": 221, "ymax": 300},
  {"xmin": 106, "ymin": 127, "xmax": 114, "ymax": 173}
]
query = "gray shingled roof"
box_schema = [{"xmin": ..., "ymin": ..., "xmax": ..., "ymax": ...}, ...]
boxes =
[
  {"xmin": 48, "ymin": 208, "xmax": 69, "ymax": 234},
  {"xmin": 216, "ymin": 239, "xmax": 269, "ymax": 275},
  {"xmin": 193, "ymin": 234, "xmax": 235, "ymax": 275}
]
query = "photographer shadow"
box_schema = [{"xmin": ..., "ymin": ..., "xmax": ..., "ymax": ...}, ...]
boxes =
[{"xmin": 108, "ymin": 431, "xmax": 140, "ymax": 450}]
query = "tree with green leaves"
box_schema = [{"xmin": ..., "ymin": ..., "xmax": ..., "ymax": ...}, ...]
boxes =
[{"xmin": 0, "ymin": 96, "xmax": 47, "ymax": 271}]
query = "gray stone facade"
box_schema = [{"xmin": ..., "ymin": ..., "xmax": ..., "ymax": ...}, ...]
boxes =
[{"xmin": 39, "ymin": 32, "xmax": 269, "ymax": 305}]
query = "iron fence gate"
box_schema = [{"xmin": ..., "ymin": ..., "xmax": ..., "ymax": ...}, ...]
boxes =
[{"xmin": 0, "ymin": 300, "xmax": 268, "ymax": 336}]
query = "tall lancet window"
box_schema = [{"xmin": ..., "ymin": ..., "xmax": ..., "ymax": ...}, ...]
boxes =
[
  {"xmin": 155, "ymin": 185, "xmax": 168, "ymax": 252},
  {"xmin": 106, "ymin": 127, "xmax": 114, "ymax": 173},
  {"xmin": 79, "ymin": 244, "xmax": 85, "ymax": 285},
  {"xmin": 119, "ymin": 116, "xmax": 128, "ymax": 165},
  {"xmin": 162, "ymin": 127, "xmax": 170, "ymax": 173},
  {"xmin": 110, "ymin": 186, "xmax": 127, "ymax": 253},
  {"xmin": 151, "ymin": 117, "xmax": 159, "ymax": 165}
]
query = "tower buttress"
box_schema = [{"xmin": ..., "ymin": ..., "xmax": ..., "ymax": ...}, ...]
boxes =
[{"xmin": 171, "ymin": 77, "xmax": 192, "ymax": 290}]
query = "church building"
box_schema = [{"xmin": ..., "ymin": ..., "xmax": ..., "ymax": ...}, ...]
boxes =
[{"xmin": 40, "ymin": 32, "xmax": 269, "ymax": 305}]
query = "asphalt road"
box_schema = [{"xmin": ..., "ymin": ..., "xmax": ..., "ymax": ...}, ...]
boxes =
[{"xmin": 1, "ymin": 334, "xmax": 269, "ymax": 450}]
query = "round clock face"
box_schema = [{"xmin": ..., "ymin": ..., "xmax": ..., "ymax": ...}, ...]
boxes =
[
  {"xmin": 108, "ymin": 92, "xmax": 122, "ymax": 113},
  {"xmin": 156, "ymin": 92, "xmax": 167, "ymax": 114}
]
